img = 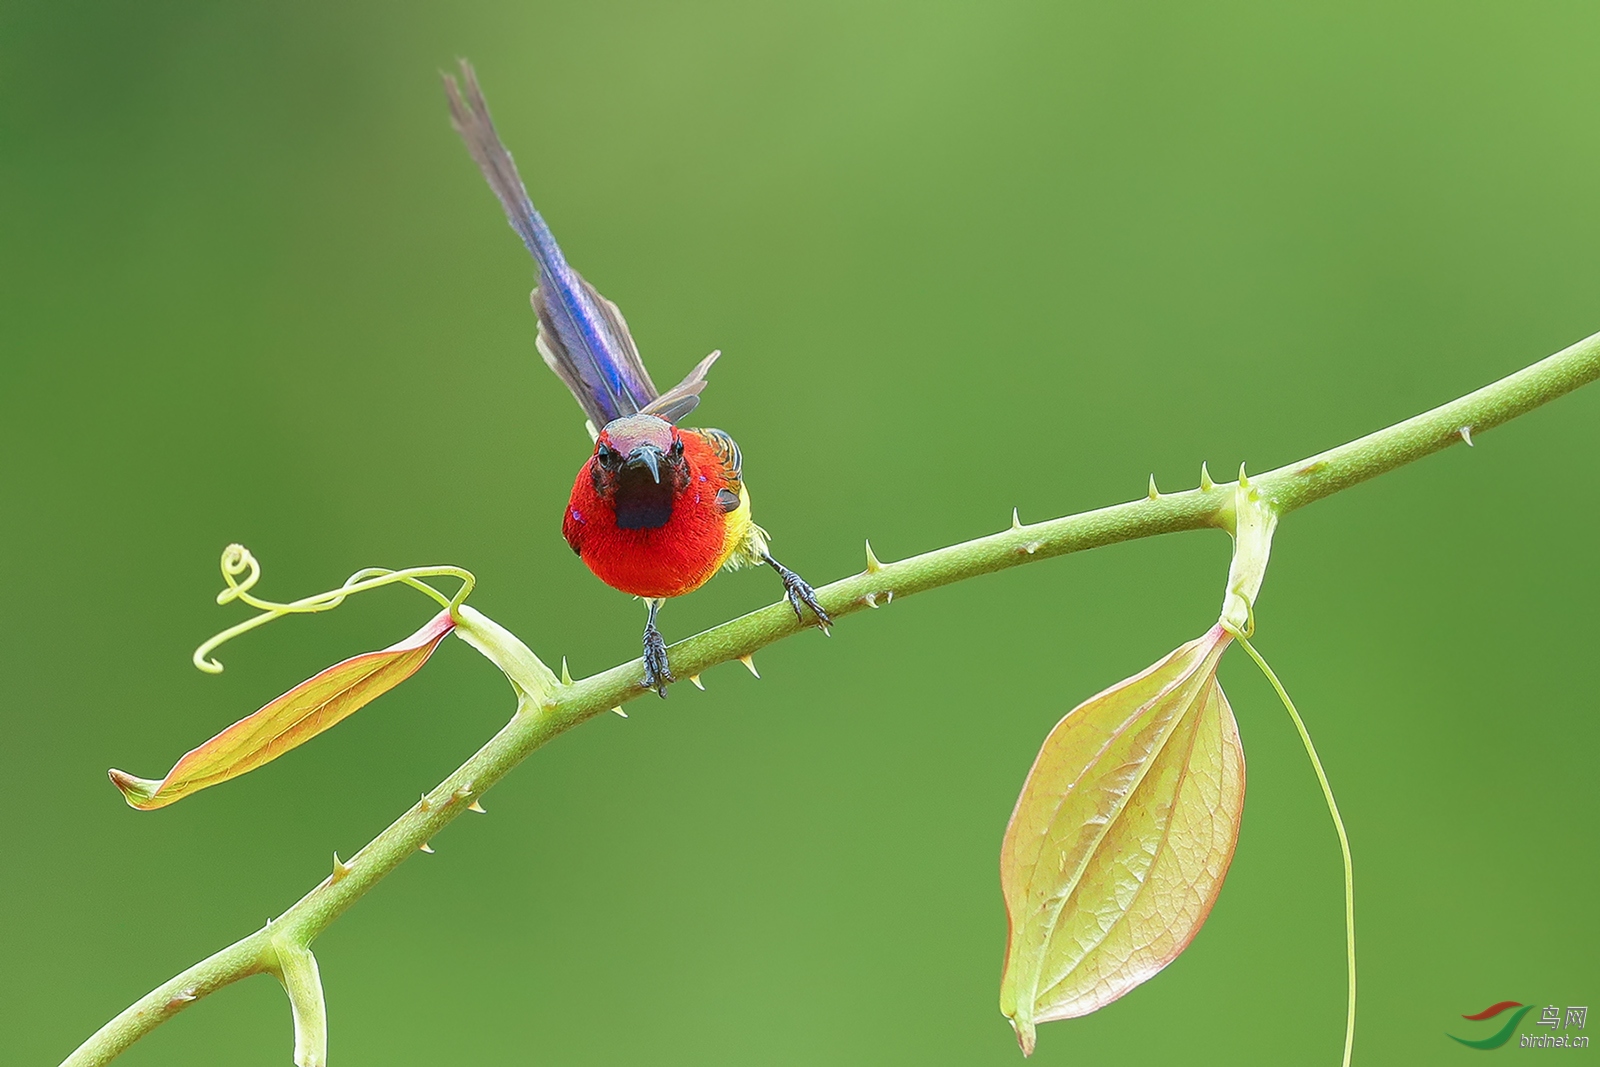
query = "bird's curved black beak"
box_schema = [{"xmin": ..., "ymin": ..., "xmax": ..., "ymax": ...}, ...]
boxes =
[{"xmin": 625, "ymin": 444, "xmax": 663, "ymax": 484}]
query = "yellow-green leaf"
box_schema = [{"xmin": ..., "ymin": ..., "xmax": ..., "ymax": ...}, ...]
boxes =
[
  {"xmin": 999, "ymin": 625, "xmax": 1243, "ymax": 1054},
  {"xmin": 110, "ymin": 610, "xmax": 455, "ymax": 810}
]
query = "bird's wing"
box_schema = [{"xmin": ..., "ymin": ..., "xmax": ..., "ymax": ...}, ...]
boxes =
[
  {"xmin": 687, "ymin": 427, "xmax": 743, "ymax": 486},
  {"xmin": 447, "ymin": 61, "xmax": 716, "ymax": 429},
  {"xmin": 688, "ymin": 428, "xmax": 767, "ymax": 570}
]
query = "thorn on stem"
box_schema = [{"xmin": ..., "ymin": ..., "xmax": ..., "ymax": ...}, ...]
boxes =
[
  {"xmin": 467, "ymin": 799, "xmax": 486, "ymax": 813},
  {"xmin": 689, "ymin": 674, "xmax": 705, "ymax": 690},
  {"xmin": 418, "ymin": 793, "xmax": 431, "ymax": 812},
  {"xmin": 331, "ymin": 853, "xmax": 354, "ymax": 881},
  {"xmin": 883, "ymin": 590, "xmax": 894, "ymax": 605},
  {"xmin": 419, "ymin": 842, "xmax": 434, "ymax": 854},
  {"xmin": 1200, "ymin": 462, "xmax": 1215, "ymax": 492},
  {"xmin": 864, "ymin": 539, "xmax": 884, "ymax": 573},
  {"xmin": 860, "ymin": 593, "xmax": 879, "ymax": 609},
  {"xmin": 453, "ymin": 782, "xmax": 475, "ymax": 800},
  {"xmin": 166, "ymin": 988, "xmax": 198, "ymax": 1010},
  {"xmin": 1011, "ymin": 507, "xmax": 1023, "ymax": 530},
  {"xmin": 1459, "ymin": 425, "xmax": 1474, "ymax": 447},
  {"xmin": 1238, "ymin": 462, "xmax": 1250, "ymax": 488},
  {"xmin": 1148, "ymin": 474, "xmax": 1160, "ymax": 501},
  {"xmin": 738, "ymin": 654, "xmax": 760, "ymax": 678},
  {"xmin": 611, "ymin": 707, "xmax": 628, "ymax": 717},
  {"xmin": 560, "ymin": 656, "xmax": 573, "ymax": 686}
]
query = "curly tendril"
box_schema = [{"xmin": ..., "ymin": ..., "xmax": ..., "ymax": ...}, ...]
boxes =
[
  {"xmin": 192, "ymin": 544, "xmax": 476, "ymax": 674},
  {"xmin": 215, "ymin": 543, "xmax": 263, "ymax": 605}
]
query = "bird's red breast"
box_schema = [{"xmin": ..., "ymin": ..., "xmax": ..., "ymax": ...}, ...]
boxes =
[{"xmin": 563, "ymin": 425, "xmax": 743, "ymax": 599}]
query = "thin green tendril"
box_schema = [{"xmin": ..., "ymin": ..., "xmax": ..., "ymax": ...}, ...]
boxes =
[
  {"xmin": 193, "ymin": 544, "xmax": 476, "ymax": 674},
  {"xmin": 1223, "ymin": 623, "xmax": 1355, "ymax": 1067}
]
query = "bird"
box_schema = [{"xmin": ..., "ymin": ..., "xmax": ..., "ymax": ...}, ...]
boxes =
[{"xmin": 444, "ymin": 62, "xmax": 830, "ymax": 697}]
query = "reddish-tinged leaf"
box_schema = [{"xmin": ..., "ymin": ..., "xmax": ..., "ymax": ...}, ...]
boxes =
[
  {"xmin": 110, "ymin": 610, "xmax": 455, "ymax": 810},
  {"xmin": 999, "ymin": 625, "xmax": 1244, "ymax": 1054}
]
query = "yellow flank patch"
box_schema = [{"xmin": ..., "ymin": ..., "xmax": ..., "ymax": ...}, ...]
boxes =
[{"xmin": 718, "ymin": 481, "xmax": 768, "ymax": 571}]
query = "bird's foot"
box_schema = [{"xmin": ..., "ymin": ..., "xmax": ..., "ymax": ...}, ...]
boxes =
[
  {"xmin": 764, "ymin": 554, "xmax": 832, "ymax": 631},
  {"xmin": 641, "ymin": 622, "xmax": 673, "ymax": 698}
]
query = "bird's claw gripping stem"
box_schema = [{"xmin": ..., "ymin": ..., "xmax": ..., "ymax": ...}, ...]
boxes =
[
  {"xmin": 641, "ymin": 622, "xmax": 673, "ymax": 698},
  {"xmin": 639, "ymin": 597, "xmax": 673, "ymax": 697},
  {"xmin": 763, "ymin": 554, "xmax": 832, "ymax": 631}
]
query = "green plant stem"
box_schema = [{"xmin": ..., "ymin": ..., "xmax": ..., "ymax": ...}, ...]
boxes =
[
  {"xmin": 1256, "ymin": 331, "xmax": 1600, "ymax": 512},
  {"xmin": 1233, "ymin": 632, "xmax": 1356, "ymax": 1067},
  {"xmin": 60, "ymin": 328, "xmax": 1600, "ymax": 1066}
]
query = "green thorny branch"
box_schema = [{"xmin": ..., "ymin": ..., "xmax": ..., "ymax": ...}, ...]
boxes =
[{"xmin": 62, "ymin": 330, "xmax": 1600, "ymax": 1066}]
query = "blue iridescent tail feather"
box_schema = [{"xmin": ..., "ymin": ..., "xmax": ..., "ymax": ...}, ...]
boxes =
[{"xmin": 444, "ymin": 61, "xmax": 718, "ymax": 430}]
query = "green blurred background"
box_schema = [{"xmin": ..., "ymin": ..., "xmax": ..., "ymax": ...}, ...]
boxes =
[{"xmin": 3, "ymin": 1, "xmax": 1597, "ymax": 1063}]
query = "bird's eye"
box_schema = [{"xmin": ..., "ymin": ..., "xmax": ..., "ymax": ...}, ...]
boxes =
[
  {"xmin": 596, "ymin": 444, "xmax": 618, "ymax": 468},
  {"xmin": 670, "ymin": 438, "xmax": 684, "ymax": 458}
]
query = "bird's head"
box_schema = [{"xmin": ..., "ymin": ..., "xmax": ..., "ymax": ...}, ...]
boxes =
[{"xmin": 591, "ymin": 413, "xmax": 690, "ymax": 529}]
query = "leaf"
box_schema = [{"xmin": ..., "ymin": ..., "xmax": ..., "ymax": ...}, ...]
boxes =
[
  {"xmin": 110, "ymin": 610, "xmax": 456, "ymax": 810},
  {"xmin": 999, "ymin": 625, "xmax": 1244, "ymax": 1055}
]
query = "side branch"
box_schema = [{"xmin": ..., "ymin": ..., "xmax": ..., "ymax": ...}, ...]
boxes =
[{"xmin": 61, "ymin": 328, "xmax": 1600, "ymax": 1066}]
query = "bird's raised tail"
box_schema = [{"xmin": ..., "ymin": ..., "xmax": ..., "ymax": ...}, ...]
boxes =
[{"xmin": 444, "ymin": 60, "xmax": 718, "ymax": 430}]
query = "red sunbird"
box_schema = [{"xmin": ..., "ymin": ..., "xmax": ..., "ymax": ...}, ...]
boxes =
[{"xmin": 444, "ymin": 63, "xmax": 830, "ymax": 697}]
